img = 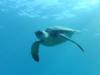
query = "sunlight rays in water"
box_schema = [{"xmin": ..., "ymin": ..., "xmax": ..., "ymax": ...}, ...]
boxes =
[
  {"xmin": 0, "ymin": 0, "xmax": 100, "ymax": 19},
  {"xmin": 72, "ymin": 0, "xmax": 100, "ymax": 11}
]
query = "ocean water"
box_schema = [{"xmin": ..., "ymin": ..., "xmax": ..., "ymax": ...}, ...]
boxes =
[{"xmin": 0, "ymin": 0, "xmax": 100, "ymax": 75}]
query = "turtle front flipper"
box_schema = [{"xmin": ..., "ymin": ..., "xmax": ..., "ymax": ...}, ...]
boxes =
[
  {"xmin": 59, "ymin": 34, "xmax": 84, "ymax": 52},
  {"xmin": 31, "ymin": 41, "xmax": 40, "ymax": 62}
]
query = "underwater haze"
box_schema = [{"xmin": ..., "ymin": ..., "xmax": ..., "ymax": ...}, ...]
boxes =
[{"xmin": 0, "ymin": 0, "xmax": 100, "ymax": 75}]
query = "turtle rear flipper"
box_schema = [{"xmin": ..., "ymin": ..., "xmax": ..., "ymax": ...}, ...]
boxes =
[
  {"xmin": 31, "ymin": 41, "xmax": 40, "ymax": 62},
  {"xmin": 59, "ymin": 34, "xmax": 84, "ymax": 52}
]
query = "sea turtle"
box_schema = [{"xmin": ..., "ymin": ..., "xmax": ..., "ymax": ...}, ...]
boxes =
[{"xmin": 31, "ymin": 26, "xmax": 84, "ymax": 62}]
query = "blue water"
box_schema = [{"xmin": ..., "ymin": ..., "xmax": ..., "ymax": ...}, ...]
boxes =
[{"xmin": 0, "ymin": 0, "xmax": 100, "ymax": 75}]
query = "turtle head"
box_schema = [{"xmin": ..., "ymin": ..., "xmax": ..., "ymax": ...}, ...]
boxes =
[{"xmin": 35, "ymin": 30, "xmax": 48, "ymax": 40}]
